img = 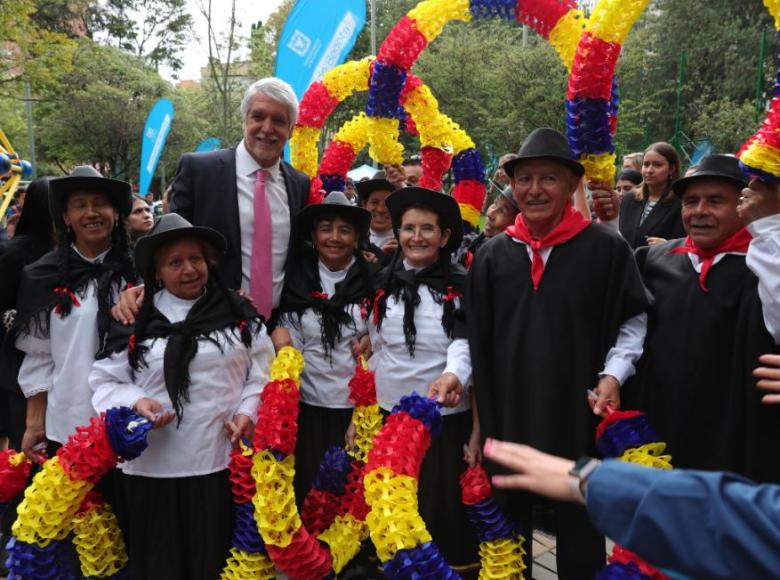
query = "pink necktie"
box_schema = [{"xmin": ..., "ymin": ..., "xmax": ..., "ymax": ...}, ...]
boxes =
[{"xmin": 250, "ymin": 169, "xmax": 273, "ymax": 318}]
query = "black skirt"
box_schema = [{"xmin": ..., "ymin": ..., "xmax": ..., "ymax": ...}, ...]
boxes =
[
  {"xmin": 417, "ymin": 409, "xmax": 479, "ymax": 572},
  {"xmin": 121, "ymin": 469, "xmax": 234, "ymax": 580},
  {"xmin": 293, "ymin": 402, "xmax": 354, "ymax": 506}
]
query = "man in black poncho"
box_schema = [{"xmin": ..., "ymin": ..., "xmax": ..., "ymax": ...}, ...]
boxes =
[
  {"xmin": 624, "ymin": 154, "xmax": 780, "ymax": 483},
  {"xmin": 467, "ymin": 128, "xmax": 650, "ymax": 578}
]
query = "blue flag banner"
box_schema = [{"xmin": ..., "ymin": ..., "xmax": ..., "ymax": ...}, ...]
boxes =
[
  {"xmin": 139, "ymin": 98, "xmax": 175, "ymax": 195},
  {"xmin": 274, "ymin": 0, "xmax": 366, "ymax": 100},
  {"xmin": 195, "ymin": 137, "xmax": 221, "ymax": 152}
]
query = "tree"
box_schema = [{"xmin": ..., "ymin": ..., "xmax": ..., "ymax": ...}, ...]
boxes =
[{"xmin": 90, "ymin": 0, "xmax": 193, "ymax": 72}]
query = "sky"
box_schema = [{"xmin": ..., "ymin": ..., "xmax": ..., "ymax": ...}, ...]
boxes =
[{"xmin": 162, "ymin": 0, "xmax": 286, "ymax": 82}]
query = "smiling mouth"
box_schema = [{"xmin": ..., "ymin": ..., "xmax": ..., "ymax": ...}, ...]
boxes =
[{"xmin": 83, "ymin": 222, "xmax": 105, "ymax": 230}]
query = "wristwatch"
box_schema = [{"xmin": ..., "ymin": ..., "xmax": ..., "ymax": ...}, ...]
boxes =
[{"xmin": 568, "ymin": 456, "xmax": 602, "ymax": 504}]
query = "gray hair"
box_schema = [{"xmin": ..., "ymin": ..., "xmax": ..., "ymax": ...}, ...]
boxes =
[{"xmin": 240, "ymin": 77, "xmax": 299, "ymax": 129}]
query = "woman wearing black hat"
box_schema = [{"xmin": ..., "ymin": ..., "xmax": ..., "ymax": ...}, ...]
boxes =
[
  {"xmin": 90, "ymin": 213, "xmax": 274, "ymax": 579},
  {"xmin": 366, "ymin": 186, "xmax": 478, "ymax": 572},
  {"xmin": 14, "ymin": 166, "xmax": 136, "ymax": 457},
  {"xmin": 277, "ymin": 191, "xmax": 375, "ymax": 501}
]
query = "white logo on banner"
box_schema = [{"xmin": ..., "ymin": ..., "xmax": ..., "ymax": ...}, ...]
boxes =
[
  {"xmin": 288, "ymin": 30, "xmax": 312, "ymax": 57},
  {"xmin": 310, "ymin": 11, "xmax": 358, "ymax": 82}
]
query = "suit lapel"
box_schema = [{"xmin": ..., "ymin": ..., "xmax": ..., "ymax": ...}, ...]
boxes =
[
  {"xmin": 639, "ymin": 198, "xmax": 673, "ymax": 237},
  {"xmin": 279, "ymin": 160, "xmax": 301, "ymax": 218},
  {"xmin": 221, "ymin": 147, "xmax": 241, "ymax": 252}
]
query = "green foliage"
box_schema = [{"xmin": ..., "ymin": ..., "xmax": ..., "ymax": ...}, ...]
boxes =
[{"xmin": 689, "ymin": 97, "xmax": 757, "ymax": 153}]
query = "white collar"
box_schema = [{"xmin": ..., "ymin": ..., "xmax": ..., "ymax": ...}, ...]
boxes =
[
  {"xmin": 236, "ymin": 140, "xmax": 281, "ymax": 181},
  {"xmin": 71, "ymin": 243, "xmax": 111, "ymax": 264},
  {"xmin": 402, "ymin": 258, "xmax": 426, "ymax": 273}
]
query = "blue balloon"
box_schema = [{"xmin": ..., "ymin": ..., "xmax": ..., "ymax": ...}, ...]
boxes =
[{"xmin": 139, "ymin": 98, "xmax": 175, "ymax": 195}]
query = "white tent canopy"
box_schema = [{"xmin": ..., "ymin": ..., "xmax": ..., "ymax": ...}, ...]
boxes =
[{"xmin": 346, "ymin": 164, "xmax": 376, "ymax": 181}]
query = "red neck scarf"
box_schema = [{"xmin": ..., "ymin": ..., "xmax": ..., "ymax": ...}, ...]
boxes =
[
  {"xmin": 505, "ymin": 203, "xmax": 590, "ymax": 291},
  {"xmin": 670, "ymin": 227, "xmax": 752, "ymax": 292}
]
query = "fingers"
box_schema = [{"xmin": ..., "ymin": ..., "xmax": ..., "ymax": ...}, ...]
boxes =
[
  {"xmin": 759, "ymin": 353, "xmax": 780, "ymax": 365},
  {"xmin": 483, "ymin": 439, "xmax": 533, "ymax": 473},
  {"xmin": 156, "ymin": 411, "xmax": 176, "ymax": 429},
  {"xmin": 490, "ymin": 474, "xmax": 532, "ymax": 490},
  {"xmin": 762, "ymin": 393, "xmax": 780, "ymax": 405}
]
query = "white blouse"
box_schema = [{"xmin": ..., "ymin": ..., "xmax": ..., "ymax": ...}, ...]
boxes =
[
  {"xmin": 16, "ymin": 247, "xmax": 113, "ymax": 444},
  {"xmin": 368, "ymin": 261, "xmax": 472, "ymax": 416},
  {"xmin": 281, "ymin": 258, "xmax": 368, "ymax": 408},
  {"xmin": 89, "ymin": 289, "xmax": 274, "ymax": 477}
]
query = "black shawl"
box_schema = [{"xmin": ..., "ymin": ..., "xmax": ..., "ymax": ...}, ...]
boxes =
[{"xmin": 373, "ymin": 254, "xmax": 467, "ymax": 356}]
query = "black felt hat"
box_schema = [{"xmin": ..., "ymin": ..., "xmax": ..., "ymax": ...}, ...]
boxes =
[
  {"xmin": 502, "ymin": 128, "xmax": 585, "ymax": 178},
  {"xmin": 385, "ymin": 187, "xmax": 463, "ymax": 254},
  {"xmin": 296, "ymin": 191, "xmax": 371, "ymax": 241},
  {"xmin": 49, "ymin": 165, "xmax": 133, "ymax": 230},
  {"xmin": 355, "ymin": 177, "xmax": 396, "ymax": 204},
  {"xmin": 134, "ymin": 213, "xmax": 226, "ymax": 276},
  {"xmin": 672, "ymin": 154, "xmax": 748, "ymax": 197}
]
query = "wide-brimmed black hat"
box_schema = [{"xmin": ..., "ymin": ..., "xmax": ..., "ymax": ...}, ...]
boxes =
[
  {"xmin": 499, "ymin": 185, "xmax": 519, "ymax": 211},
  {"xmin": 49, "ymin": 166, "xmax": 133, "ymax": 229},
  {"xmin": 296, "ymin": 191, "xmax": 371, "ymax": 240},
  {"xmin": 355, "ymin": 177, "xmax": 396, "ymax": 204},
  {"xmin": 672, "ymin": 154, "xmax": 748, "ymax": 197},
  {"xmin": 135, "ymin": 213, "xmax": 226, "ymax": 276},
  {"xmin": 385, "ymin": 187, "xmax": 463, "ymax": 254},
  {"xmin": 502, "ymin": 128, "xmax": 585, "ymax": 178}
]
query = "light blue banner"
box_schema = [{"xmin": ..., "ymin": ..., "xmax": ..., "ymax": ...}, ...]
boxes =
[
  {"xmin": 274, "ymin": 0, "xmax": 366, "ymax": 100},
  {"xmin": 139, "ymin": 98, "xmax": 175, "ymax": 195},
  {"xmin": 195, "ymin": 137, "xmax": 221, "ymax": 152}
]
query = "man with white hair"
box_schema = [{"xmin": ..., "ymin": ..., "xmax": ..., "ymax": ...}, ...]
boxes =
[{"xmin": 169, "ymin": 78, "xmax": 310, "ymax": 322}]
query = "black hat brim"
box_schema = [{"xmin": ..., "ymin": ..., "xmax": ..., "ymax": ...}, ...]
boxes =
[
  {"xmin": 296, "ymin": 203, "xmax": 371, "ymax": 241},
  {"xmin": 49, "ymin": 175, "xmax": 133, "ymax": 228},
  {"xmin": 134, "ymin": 224, "xmax": 226, "ymax": 277},
  {"xmin": 672, "ymin": 172, "xmax": 748, "ymax": 197},
  {"xmin": 503, "ymin": 155, "xmax": 585, "ymax": 179},
  {"xmin": 386, "ymin": 187, "xmax": 463, "ymax": 254},
  {"xmin": 355, "ymin": 178, "xmax": 396, "ymax": 203}
]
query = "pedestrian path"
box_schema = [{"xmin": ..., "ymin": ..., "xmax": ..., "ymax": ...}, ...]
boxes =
[{"xmin": 532, "ymin": 530, "xmax": 615, "ymax": 579}]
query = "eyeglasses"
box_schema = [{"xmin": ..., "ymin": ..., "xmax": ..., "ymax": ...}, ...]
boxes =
[{"xmin": 400, "ymin": 224, "xmax": 440, "ymax": 236}]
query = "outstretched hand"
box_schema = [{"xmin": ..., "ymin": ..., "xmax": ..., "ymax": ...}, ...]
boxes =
[{"xmin": 755, "ymin": 353, "xmax": 780, "ymax": 404}]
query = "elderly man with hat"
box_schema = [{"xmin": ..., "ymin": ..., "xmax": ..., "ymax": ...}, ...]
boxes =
[
  {"xmin": 467, "ymin": 128, "xmax": 650, "ymax": 577},
  {"xmin": 355, "ymin": 173, "xmax": 397, "ymax": 255},
  {"xmin": 625, "ymin": 154, "xmax": 780, "ymax": 482}
]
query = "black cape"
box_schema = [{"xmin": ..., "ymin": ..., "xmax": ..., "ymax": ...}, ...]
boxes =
[
  {"xmin": 467, "ymin": 224, "xmax": 649, "ymax": 459},
  {"xmin": 623, "ymin": 239, "xmax": 780, "ymax": 482}
]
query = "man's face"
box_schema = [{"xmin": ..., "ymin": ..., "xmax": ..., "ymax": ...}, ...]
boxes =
[
  {"xmin": 404, "ymin": 164, "xmax": 422, "ymax": 186},
  {"xmin": 681, "ymin": 178, "xmax": 743, "ymax": 250},
  {"xmin": 484, "ymin": 196, "xmax": 518, "ymax": 238},
  {"xmin": 364, "ymin": 190, "xmax": 392, "ymax": 232},
  {"xmin": 243, "ymin": 93, "xmax": 291, "ymax": 167},
  {"xmin": 511, "ymin": 159, "xmax": 578, "ymax": 235}
]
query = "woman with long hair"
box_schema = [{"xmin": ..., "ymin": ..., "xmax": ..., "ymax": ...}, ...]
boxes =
[{"xmin": 618, "ymin": 142, "xmax": 685, "ymax": 248}]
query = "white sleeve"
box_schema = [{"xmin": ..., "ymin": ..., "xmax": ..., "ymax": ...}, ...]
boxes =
[
  {"xmin": 89, "ymin": 351, "xmax": 147, "ymax": 413},
  {"xmin": 600, "ymin": 312, "xmax": 648, "ymax": 385},
  {"xmin": 15, "ymin": 314, "xmax": 54, "ymax": 398},
  {"xmin": 444, "ymin": 337, "xmax": 473, "ymax": 388},
  {"xmin": 746, "ymin": 214, "xmax": 780, "ymax": 345},
  {"xmin": 235, "ymin": 329, "xmax": 275, "ymax": 418},
  {"xmin": 280, "ymin": 312, "xmax": 304, "ymax": 351}
]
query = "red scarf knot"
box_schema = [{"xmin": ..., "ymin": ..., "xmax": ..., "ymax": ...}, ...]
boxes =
[
  {"xmin": 53, "ymin": 287, "xmax": 81, "ymax": 313},
  {"xmin": 360, "ymin": 297, "xmax": 371, "ymax": 321},
  {"xmin": 128, "ymin": 333, "xmax": 136, "ymax": 354},
  {"xmin": 669, "ymin": 227, "xmax": 752, "ymax": 292},
  {"xmin": 237, "ymin": 320, "xmax": 248, "ymax": 333},
  {"xmin": 444, "ymin": 286, "xmax": 463, "ymax": 303},
  {"xmin": 505, "ymin": 203, "xmax": 590, "ymax": 292},
  {"xmin": 309, "ymin": 291, "xmax": 329, "ymax": 300},
  {"xmin": 372, "ymin": 289, "xmax": 386, "ymax": 325}
]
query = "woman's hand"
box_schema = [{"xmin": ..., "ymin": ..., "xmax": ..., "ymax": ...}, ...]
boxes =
[
  {"xmin": 225, "ymin": 414, "xmax": 254, "ymax": 445},
  {"xmin": 588, "ymin": 375, "xmax": 620, "ymax": 416},
  {"xmin": 271, "ymin": 327, "xmax": 292, "ymax": 353},
  {"xmin": 646, "ymin": 236, "xmax": 666, "ymax": 246},
  {"xmin": 484, "ymin": 439, "xmax": 579, "ymax": 502},
  {"xmin": 464, "ymin": 426, "xmax": 482, "ymax": 467},
  {"xmin": 345, "ymin": 421, "xmax": 357, "ymax": 450},
  {"xmin": 112, "ymin": 285, "xmax": 145, "ymax": 325},
  {"xmin": 21, "ymin": 423, "xmax": 46, "ymax": 462},
  {"xmin": 755, "ymin": 354, "xmax": 780, "ymax": 404},
  {"xmin": 428, "ymin": 372, "xmax": 463, "ymax": 407},
  {"xmin": 133, "ymin": 398, "xmax": 175, "ymax": 429},
  {"xmin": 351, "ymin": 335, "xmax": 372, "ymax": 361}
]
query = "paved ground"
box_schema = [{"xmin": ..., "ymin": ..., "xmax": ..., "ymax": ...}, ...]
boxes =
[{"xmin": 532, "ymin": 530, "xmax": 615, "ymax": 579}]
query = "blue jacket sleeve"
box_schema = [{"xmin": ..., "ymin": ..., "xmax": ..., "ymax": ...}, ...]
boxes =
[{"xmin": 586, "ymin": 460, "xmax": 780, "ymax": 579}]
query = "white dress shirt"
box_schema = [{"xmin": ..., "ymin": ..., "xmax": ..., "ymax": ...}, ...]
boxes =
[
  {"xmin": 370, "ymin": 228, "xmax": 395, "ymax": 250},
  {"xmin": 235, "ymin": 140, "xmax": 291, "ymax": 308},
  {"xmin": 745, "ymin": 214, "xmax": 780, "ymax": 344},
  {"xmin": 16, "ymin": 246, "xmax": 113, "ymax": 444},
  {"xmin": 510, "ymin": 239, "xmax": 648, "ymax": 385},
  {"xmin": 368, "ymin": 261, "xmax": 472, "ymax": 415},
  {"xmin": 280, "ymin": 258, "xmax": 368, "ymax": 408},
  {"xmin": 89, "ymin": 289, "xmax": 274, "ymax": 477}
]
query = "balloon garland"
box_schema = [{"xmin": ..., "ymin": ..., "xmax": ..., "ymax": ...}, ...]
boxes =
[
  {"xmin": 595, "ymin": 410, "xmax": 672, "ymax": 579},
  {"xmin": 738, "ymin": 1, "xmax": 780, "ymax": 181},
  {"xmin": 7, "ymin": 407, "xmax": 152, "ymax": 578}
]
